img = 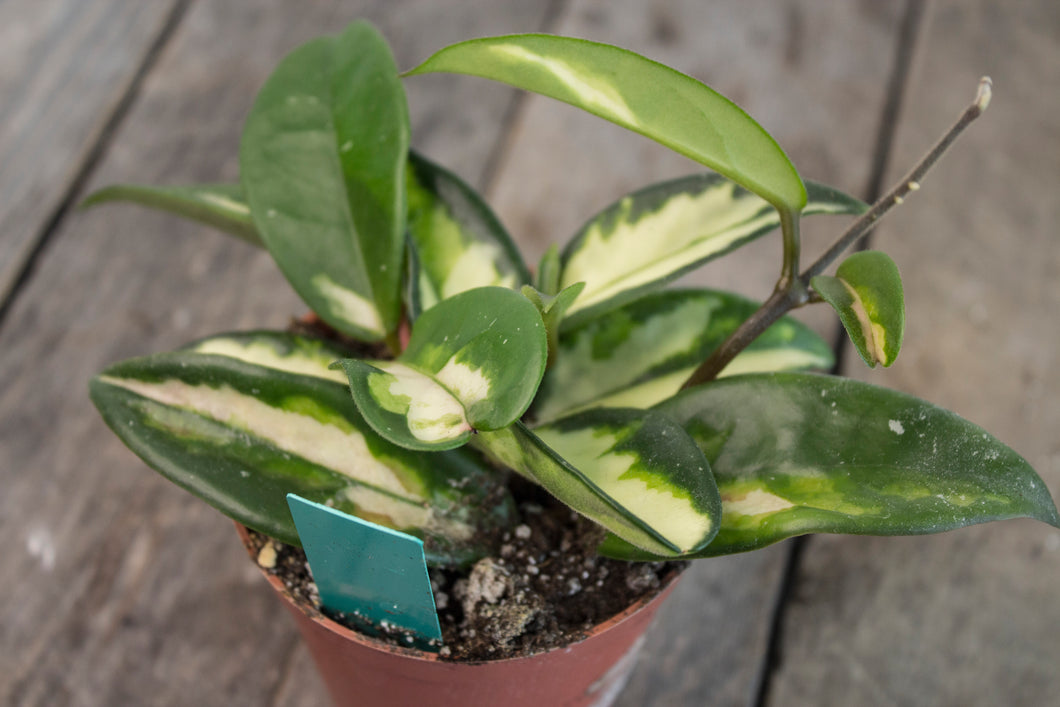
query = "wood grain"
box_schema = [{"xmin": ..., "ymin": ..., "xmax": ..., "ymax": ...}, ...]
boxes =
[
  {"xmin": 768, "ymin": 1, "xmax": 1060, "ymax": 705},
  {"xmin": 0, "ymin": 0, "xmax": 184, "ymax": 307},
  {"xmin": 0, "ymin": 2, "xmax": 557, "ymax": 705}
]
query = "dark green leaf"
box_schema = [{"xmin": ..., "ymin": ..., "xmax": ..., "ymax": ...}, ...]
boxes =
[
  {"xmin": 91, "ymin": 351, "xmax": 514, "ymax": 566},
  {"xmin": 599, "ymin": 373, "xmax": 1059, "ymax": 559},
  {"xmin": 240, "ymin": 22, "xmax": 409, "ymax": 341}
]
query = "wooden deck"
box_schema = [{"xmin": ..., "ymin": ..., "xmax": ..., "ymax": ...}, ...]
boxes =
[{"xmin": 2, "ymin": 1, "xmax": 1057, "ymax": 704}]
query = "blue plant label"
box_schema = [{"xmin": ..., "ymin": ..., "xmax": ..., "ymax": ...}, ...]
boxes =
[{"xmin": 286, "ymin": 494, "xmax": 442, "ymax": 648}]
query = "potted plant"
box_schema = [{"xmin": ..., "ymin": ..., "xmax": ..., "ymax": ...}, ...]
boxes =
[{"xmin": 85, "ymin": 21, "xmax": 1058, "ymax": 707}]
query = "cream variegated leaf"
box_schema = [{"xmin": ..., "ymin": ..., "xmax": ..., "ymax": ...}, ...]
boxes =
[
  {"xmin": 475, "ymin": 408, "xmax": 720, "ymax": 555},
  {"xmin": 811, "ymin": 250, "xmax": 904, "ymax": 368},
  {"xmin": 406, "ymin": 152, "xmax": 530, "ymax": 317},
  {"xmin": 183, "ymin": 330, "xmax": 352, "ymax": 383},
  {"xmin": 598, "ymin": 373, "xmax": 1060, "ymax": 560},
  {"xmin": 559, "ymin": 174, "xmax": 867, "ymax": 329},
  {"xmin": 337, "ymin": 287, "xmax": 547, "ymax": 451},
  {"xmin": 90, "ymin": 351, "xmax": 514, "ymax": 566},
  {"xmin": 532, "ymin": 288, "xmax": 834, "ymax": 422},
  {"xmin": 407, "ymin": 34, "xmax": 806, "ymax": 212}
]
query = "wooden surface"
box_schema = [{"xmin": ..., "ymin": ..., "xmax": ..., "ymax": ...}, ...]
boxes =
[{"xmin": 1, "ymin": 1, "xmax": 1056, "ymax": 705}]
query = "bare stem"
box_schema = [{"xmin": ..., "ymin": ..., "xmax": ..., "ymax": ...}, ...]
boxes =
[{"xmin": 680, "ymin": 77, "xmax": 992, "ymax": 390}]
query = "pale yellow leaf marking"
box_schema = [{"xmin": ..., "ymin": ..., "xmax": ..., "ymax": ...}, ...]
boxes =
[
  {"xmin": 718, "ymin": 348, "xmax": 829, "ymax": 377},
  {"xmin": 197, "ymin": 192, "xmax": 251, "ymax": 216},
  {"xmin": 536, "ymin": 427, "xmax": 713, "ymax": 552},
  {"xmin": 721, "ymin": 488, "xmax": 794, "ymax": 517},
  {"xmin": 489, "ymin": 44, "xmax": 639, "ymax": 125},
  {"xmin": 371, "ymin": 362, "xmax": 470, "ymax": 443},
  {"xmin": 562, "ymin": 182, "xmax": 771, "ymax": 313},
  {"xmin": 441, "ymin": 242, "xmax": 519, "ymax": 299},
  {"xmin": 434, "ymin": 358, "xmax": 492, "ymax": 407},
  {"xmin": 342, "ymin": 486, "xmax": 474, "ymax": 542},
  {"xmin": 190, "ymin": 339, "xmax": 346, "ymax": 383},
  {"xmin": 310, "ymin": 273, "xmax": 385, "ymax": 336},
  {"xmin": 100, "ymin": 376, "xmax": 421, "ymax": 500},
  {"xmin": 840, "ymin": 280, "xmax": 888, "ymax": 365}
]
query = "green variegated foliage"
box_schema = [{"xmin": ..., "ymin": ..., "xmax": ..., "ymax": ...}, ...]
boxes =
[
  {"xmin": 475, "ymin": 409, "xmax": 720, "ymax": 555},
  {"xmin": 336, "ymin": 287, "xmax": 547, "ymax": 450},
  {"xmin": 81, "ymin": 183, "xmax": 261, "ymax": 246},
  {"xmin": 559, "ymin": 174, "xmax": 867, "ymax": 328},
  {"xmin": 240, "ymin": 21, "xmax": 410, "ymax": 343},
  {"xmin": 406, "ymin": 34, "xmax": 806, "ymax": 213},
  {"xmin": 89, "ymin": 21, "xmax": 1057, "ymax": 576},
  {"xmin": 812, "ymin": 250, "xmax": 905, "ymax": 368},
  {"xmin": 599, "ymin": 373, "xmax": 1060, "ymax": 560},
  {"xmin": 90, "ymin": 348, "xmax": 514, "ymax": 566},
  {"xmin": 406, "ymin": 153, "xmax": 531, "ymax": 317},
  {"xmin": 532, "ymin": 289, "xmax": 834, "ymax": 423}
]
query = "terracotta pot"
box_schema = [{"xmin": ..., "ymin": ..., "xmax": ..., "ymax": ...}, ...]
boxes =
[{"xmin": 236, "ymin": 524, "xmax": 681, "ymax": 707}]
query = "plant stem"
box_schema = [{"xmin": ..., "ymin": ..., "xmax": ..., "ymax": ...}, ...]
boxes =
[{"xmin": 680, "ymin": 77, "xmax": 992, "ymax": 390}]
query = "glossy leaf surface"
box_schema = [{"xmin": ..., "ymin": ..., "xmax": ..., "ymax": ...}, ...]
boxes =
[
  {"xmin": 91, "ymin": 352, "xmax": 513, "ymax": 566},
  {"xmin": 812, "ymin": 250, "xmax": 904, "ymax": 368},
  {"xmin": 406, "ymin": 152, "xmax": 530, "ymax": 315},
  {"xmin": 599, "ymin": 373, "xmax": 1059, "ymax": 559},
  {"xmin": 338, "ymin": 287, "xmax": 547, "ymax": 450},
  {"xmin": 533, "ymin": 289, "xmax": 834, "ymax": 422},
  {"xmin": 476, "ymin": 408, "xmax": 720, "ymax": 555},
  {"xmin": 240, "ymin": 22, "xmax": 409, "ymax": 341},
  {"xmin": 183, "ymin": 330, "xmax": 351, "ymax": 383},
  {"xmin": 82, "ymin": 183, "xmax": 261, "ymax": 246},
  {"xmin": 407, "ymin": 34, "xmax": 806, "ymax": 212},
  {"xmin": 560, "ymin": 174, "xmax": 867, "ymax": 328}
]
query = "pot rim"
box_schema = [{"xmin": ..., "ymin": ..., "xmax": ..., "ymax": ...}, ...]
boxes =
[{"xmin": 235, "ymin": 522, "xmax": 685, "ymax": 665}]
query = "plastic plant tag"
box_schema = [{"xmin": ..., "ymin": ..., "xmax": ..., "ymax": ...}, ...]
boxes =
[{"xmin": 286, "ymin": 494, "xmax": 443, "ymax": 650}]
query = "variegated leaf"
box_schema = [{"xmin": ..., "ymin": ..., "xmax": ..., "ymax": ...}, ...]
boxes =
[
  {"xmin": 90, "ymin": 352, "xmax": 514, "ymax": 566},
  {"xmin": 406, "ymin": 34, "xmax": 806, "ymax": 212},
  {"xmin": 407, "ymin": 152, "xmax": 530, "ymax": 316},
  {"xmin": 240, "ymin": 22, "xmax": 409, "ymax": 342},
  {"xmin": 533, "ymin": 289, "xmax": 833, "ymax": 423},
  {"xmin": 475, "ymin": 408, "xmax": 720, "ymax": 555},
  {"xmin": 811, "ymin": 250, "xmax": 904, "ymax": 368},
  {"xmin": 560, "ymin": 174, "xmax": 867, "ymax": 329},
  {"xmin": 183, "ymin": 330, "xmax": 351, "ymax": 383},
  {"xmin": 82, "ymin": 183, "xmax": 261, "ymax": 246},
  {"xmin": 337, "ymin": 287, "xmax": 547, "ymax": 450},
  {"xmin": 598, "ymin": 373, "xmax": 1060, "ymax": 560}
]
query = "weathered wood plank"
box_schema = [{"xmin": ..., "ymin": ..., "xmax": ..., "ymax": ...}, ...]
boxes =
[
  {"xmin": 0, "ymin": 2, "xmax": 558, "ymax": 705},
  {"xmin": 0, "ymin": 0, "xmax": 184, "ymax": 307},
  {"xmin": 769, "ymin": 1, "xmax": 1060, "ymax": 705},
  {"xmin": 480, "ymin": 1, "xmax": 905, "ymax": 704}
]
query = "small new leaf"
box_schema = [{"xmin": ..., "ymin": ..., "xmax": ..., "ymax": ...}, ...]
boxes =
[
  {"xmin": 337, "ymin": 287, "xmax": 547, "ymax": 450},
  {"xmin": 811, "ymin": 250, "xmax": 904, "ymax": 367},
  {"xmin": 406, "ymin": 34, "xmax": 806, "ymax": 212}
]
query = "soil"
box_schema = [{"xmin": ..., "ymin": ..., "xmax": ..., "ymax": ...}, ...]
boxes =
[
  {"xmin": 251, "ymin": 314, "xmax": 686, "ymax": 661},
  {"xmin": 244, "ymin": 478, "xmax": 684, "ymax": 661}
]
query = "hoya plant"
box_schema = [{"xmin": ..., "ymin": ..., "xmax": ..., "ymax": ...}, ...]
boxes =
[{"xmin": 88, "ymin": 23, "xmax": 1057, "ymax": 574}]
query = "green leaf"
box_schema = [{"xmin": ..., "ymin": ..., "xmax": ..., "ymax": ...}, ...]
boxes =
[
  {"xmin": 475, "ymin": 408, "xmax": 720, "ymax": 555},
  {"xmin": 406, "ymin": 34, "xmax": 806, "ymax": 212},
  {"xmin": 599, "ymin": 373, "xmax": 1060, "ymax": 560},
  {"xmin": 560, "ymin": 174, "xmax": 867, "ymax": 329},
  {"xmin": 533, "ymin": 289, "xmax": 834, "ymax": 422},
  {"xmin": 521, "ymin": 282, "xmax": 586, "ymax": 365},
  {"xmin": 90, "ymin": 351, "xmax": 514, "ymax": 566},
  {"xmin": 240, "ymin": 21, "xmax": 409, "ymax": 341},
  {"xmin": 406, "ymin": 152, "xmax": 530, "ymax": 316},
  {"xmin": 536, "ymin": 243, "xmax": 562, "ymax": 296},
  {"xmin": 811, "ymin": 250, "xmax": 904, "ymax": 368},
  {"xmin": 81, "ymin": 183, "xmax": 261, "ymax": 246},
  {"xmin": 336, "ymin": 287, "xmax": 547, "ymax": 450}
]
